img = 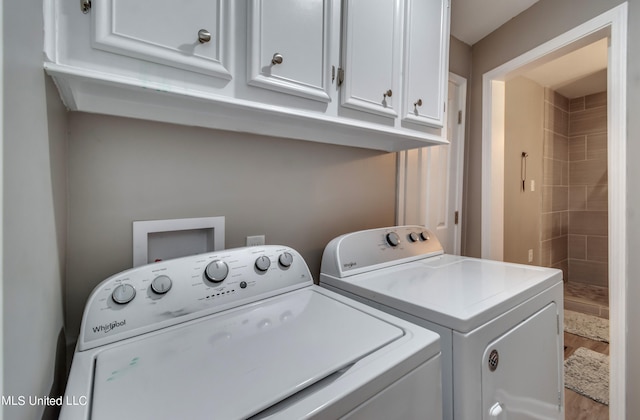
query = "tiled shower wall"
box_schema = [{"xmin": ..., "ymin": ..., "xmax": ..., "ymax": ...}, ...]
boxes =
[
  {"xmin": 541, "ymin": 89, "xmax": 569, "ymax": 276},
  {"xmin": 541, "ymin": 90, "xmax": 608, "ymax": 287},
  {"xmin": 568, "ymin": 92, "xmax": 608, "ymax": 287}
]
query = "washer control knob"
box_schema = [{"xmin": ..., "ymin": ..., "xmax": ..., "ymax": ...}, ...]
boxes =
[
  {"xmin": 386, "ymin": 232, "xmax": 400, "ymax": 247},
  {"xmin": 420, "ymin": 231, "xmax": 430, "ymax": 241},
  {"xmin": 112, "ymin": 284, "xmax": 136, "ymax": 304},
  {"xmin": 205, "ymin": 260, "xmax": 229, "ymax": 283},
  {"xmin": 255, "ymin": 256, "xmax": 271, "ymax": 272},
  {"xmin": 151, "ymin": 275, "xmax": 172, "ymax": 294},
  {"xmin": 408, "ymin": 232, "xmax": 420, "ymax": 242},
  {"xmin": 278, "ymin": 252, "xmax": 294, "ymax": 267}
]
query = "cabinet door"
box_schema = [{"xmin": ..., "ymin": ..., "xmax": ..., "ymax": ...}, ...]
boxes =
[
  {"xmin": 248, "ymin": 0, "xmax": 332, "ymax": 102},
  {"xmin": 92, "ymin": 0, "xmax": 230, "ymax": 79},
  {"xmin": 402, "ymin": 0, "xmax": 449, "ymax": 127},
  {"xmin": 341, "ymin": 0, "xmax": 402, "ymax": 118}
]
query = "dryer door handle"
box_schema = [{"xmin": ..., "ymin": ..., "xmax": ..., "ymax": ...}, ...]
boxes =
[{"xmin": 489, "ymin": 402, "xmax": 504, "ymax": 418}]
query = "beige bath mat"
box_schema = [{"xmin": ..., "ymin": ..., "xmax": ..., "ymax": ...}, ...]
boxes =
[
  {"xmin": 564, "ymin": 347, "xmax": 609, "ymax": 405},
  {"xmin": 564, "ymin": 310, "xmax": 609, "ymax": 343}
]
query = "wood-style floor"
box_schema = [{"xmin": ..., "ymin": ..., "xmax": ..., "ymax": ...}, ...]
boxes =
[{"xmin": 564, "ymin": 282, "xmax": 610, "ymax": 420}]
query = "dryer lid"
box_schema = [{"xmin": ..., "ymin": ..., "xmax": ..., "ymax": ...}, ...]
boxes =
[
  {"xmin": 89, "ymin": 289, "xmax": 404, "ymax": 420},
  {"xmin": 324, "ymin": 254, "xmax": 562, "ymax": 332}
]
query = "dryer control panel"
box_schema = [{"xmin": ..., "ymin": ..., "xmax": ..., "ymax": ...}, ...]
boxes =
[
  {"xmin": 78, "ymin": 246, "xmax": 312, "ymax": 351},
  {"xmin": 320, "ymin": 225, "xmax": 444, "ymax": 278}
]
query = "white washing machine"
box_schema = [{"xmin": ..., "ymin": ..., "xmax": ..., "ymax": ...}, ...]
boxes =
[
  {"xmin": 61, "ymin": 245, "xmax": 443, "ymax": 420},
  {"xmin": 320, "ymin": 226, "xmax": 564, "ymax": 419}
]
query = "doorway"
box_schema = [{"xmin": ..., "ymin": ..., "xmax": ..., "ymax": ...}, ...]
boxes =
[{"xmin": 481, "ymin": 4, "xmax": 627, "ymax": 417}]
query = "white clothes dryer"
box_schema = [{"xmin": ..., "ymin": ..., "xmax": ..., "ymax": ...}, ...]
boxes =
[
  {"xmin": 61, "ymin": 245, "xmax": 442, "ymax": 420},
  {"xmin": 320, "ymin": 226, "xmax": 564, "ymax": 420}
]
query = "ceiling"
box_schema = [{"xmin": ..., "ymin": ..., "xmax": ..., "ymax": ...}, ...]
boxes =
[
  {"xmin": 450, "ymin": 0, "xmax": 540, "ymax": 45},
  {"xmin": 523, "ymin": 38, "xmax": 608, "ymax": 98},
  {"xmin": 450, "ymin": 0, "xmax": 608, "ymax": 98}
]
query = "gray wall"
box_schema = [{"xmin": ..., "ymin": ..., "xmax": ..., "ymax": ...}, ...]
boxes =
[
  {"xmin": 65, "ymin": 113, "xmax": 396, "ymax": 342},
  {"xmin": 466, "ymin": 0, "xmax": 640, "ymax": 415},
  {"xmin": 2, "ymin": 1, "xmax": 68, "ymax": 419},
  {"xmin": 449, "ymin": 36, "xmax": 472, "ymax": 79},
  {"xmin": 503, "ymin": 77, "xmax": 544, "ymax": 266}
]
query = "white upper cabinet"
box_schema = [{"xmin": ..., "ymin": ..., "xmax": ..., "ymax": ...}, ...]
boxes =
[
  {"xmin": 43, "ymin": 0, "xmax": 450, "ymax": 151},
  {"xmin": 247, "ymin": 0, "xmax": 331, "ymax": 102},
  {"xmin": 92, "ymin": 0, "xmax": 231, "ymax": 80},
  {"xmin": 340, "ymin": 0, "xmax": 402, "ymax": 118},
  {"xmin": 401, "ymin": 0, "xmax": 450, "ymax": 127}
]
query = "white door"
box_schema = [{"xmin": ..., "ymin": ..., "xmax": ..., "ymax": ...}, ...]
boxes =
[{"xmin": 396, "ymin": 73, "xmax": 466, "ymax": 254}]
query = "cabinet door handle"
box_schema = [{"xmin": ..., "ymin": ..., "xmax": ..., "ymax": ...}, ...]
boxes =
[
  {"xmin": 271, "ymin": 53, "xmax": 284, "ymax": 65},
  {"xmin": 383, "ymin": 89, "xmax": 392, "ymax": 98},
  {"xmin": 198, "ymin": 29, "xmax": 212, "ymax": 43},
  {"xmin": 414, "ymin": 99, "xmax": 423, "ymax": 107}
]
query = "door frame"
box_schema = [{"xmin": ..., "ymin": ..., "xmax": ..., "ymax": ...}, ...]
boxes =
[
  {"xmin": 397, "ymin": 72, "xmax": 466, "ymax": 255},
  {"xmin": 480, "ymin": 4, "xmax": 627, "ymax": 417}
]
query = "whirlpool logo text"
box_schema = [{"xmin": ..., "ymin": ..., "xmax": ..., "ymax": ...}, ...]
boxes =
[{"xmin": 92, "ymin": 320, "xmax": 126, "ymax": 334}]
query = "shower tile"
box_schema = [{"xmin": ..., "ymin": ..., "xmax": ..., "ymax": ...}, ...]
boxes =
[
  {"xmin": 543, "ymin": 131, "xmax": 569, "ymax": 161},
  {"xmin": 569, "ymin": 211, "xmax": 608, "ymax": 236},
  {"xmin": 569, "ymin": 235, "xmax": 587, "ymax": 259},
  {"xmin": 569, "ymin": 260, "xmax": 608, "ymax": 287},
  {"xmin": 569, "ymin": 97, "xmax": 585, "ymax": 112},
  {"xmin": 587, "ymin": 236, "xmax": 608, "ymax": 263},
  {"xmin": 542, "ymin": 186, "xmax": 569, "ymax": 212},
  {"xmin": 585, "ymin": 91, "xmax": 607, "ymax": 109},
  {"xmin": 570, "ymin": 160, "xmax": 608, "ymax": 185},
  {"xmin": 545, "ymin": 102, "xmax": 569, "ymax": 134},
  {"xmin": 550, "ymin": 236, "xmax": 568, "ymax": 264},
  {"xmin": 555, "ymin": 135, "xmax": 569, "ymax": 161},
  {"xmin": 552, "ymin": 259, "xmax": 568, "ymax": 281},
  {"xmin": 564, "ymin": 299, "xmax": 601, "ymax": 317},
  {"xmin": 541, "ymin": 212, "xmax": 565, "ymax": 241},
  {"xmin": 569, "ymin": 186, "xmax": 587, "ymax": 210},
  {"xmin": 561, "ymin": 211, "xmax": 569, "ymax": 235},
  {"xmin": 569, "ymin": 136, "xmax": 586, "ymax": 161},
  {"xmin": 543, "ymin": 158, "xmax": 563, "ymax": 186},
  {"xmin": 553, "ymin": 91, "xmax": 569, "ymax": 111},
  {"xmin": 570, "ymin": 106, "xmax": 607, "ymax": 136},
  {"xmin": 586, "ymin": 185, "xmax": 608, "ymax": 211},
  {"xmin": 543, "ymin": 130, "xmax": 553, "ymax": 159},
  {"xmin": 587, "ymin": 133, "xmax": 608, "ymax": 161},
  {"xmin": 540, "ymin": 240, "xmax": 552, "ymax": 266}
]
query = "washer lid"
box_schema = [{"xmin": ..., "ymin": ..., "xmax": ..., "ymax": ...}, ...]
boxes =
[
  {"xmin": 324, "ymin": 255, "xmax": 562, "ymax": 333},
  {"xmin": 90, "ymin": 289, "xmax": 403, "ymax": 420}
]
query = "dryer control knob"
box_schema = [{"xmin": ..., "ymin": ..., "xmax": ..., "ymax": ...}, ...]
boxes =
[
  {"xmin": 112, "ymin": 284, "xmax": 136, "ymax": 304},
  {"xmin": 205, "ymin": 260, "xmax": 229, "ymax": 283},
  {"xmin": 255, "ymin": 256, "xmax": 271, "ymax": 272},
  {"xmin": 151, "ymin": 275, "xmax": 172, "ymax": 294},
  {"xmin": 386, "ymin": 232, "xmax": 400, "ymax": 247},
  {"xmin": 420, "ymin": 231, "xmax": 430, "ymax": 241},
  {"xmin": 279, "ymin": 252, "xmax": 294, "ymax": 267},
  {"xmin": 408, "ymin": 232, "xmax": 420, "ymax": 242}
]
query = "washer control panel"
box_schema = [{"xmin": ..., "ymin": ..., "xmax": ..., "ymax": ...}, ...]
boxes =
[
  {"xmin": 320, "ymin": 225, "xmax": 444, "ymax": 278},
  {"xmin": 79, "ymin": 246, "xmax": 312, "ymax": 350}
]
